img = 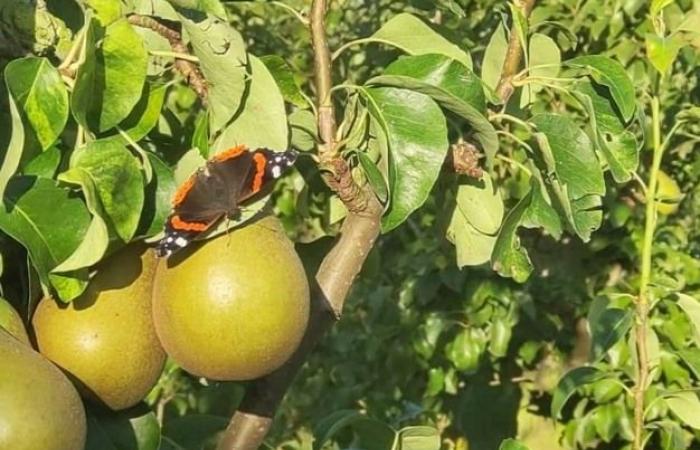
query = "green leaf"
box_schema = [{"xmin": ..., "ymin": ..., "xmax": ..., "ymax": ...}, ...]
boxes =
[
  {"xmin": 177, "ymin": 9, "xmax": 247, "ymax": 132},
  {"xmin": 0, "ymin": 90, "xmax": 25, "ymax": 200},
  {"xmin": 481, "ymin": 22, "xmax": 508, "ymax": 92},
  {"xmin": 23, "ymin": 146, "xmax": 61, "ymax": 179},
  {"xmin": 397, "ymin": 426, "xmax": 440, "ymax": 450},
  {"xmin": 84, "ymin": 0, "xmax": 121, "ymax": 25},
  {"xmin": 551, "ymin": 366, "xmax": 604, "ymax": 418},
  {"xmin": 521, "ymin": 173, "xmax": 563, "ymax": 239},
  {"xmin": 566, "ymin": 55, "xmax": 636, "ymax": 121},
  {"xmin": 0, "ymin": 177, "xmax": 90, "ymax": 301},
  {"xmin": 137, "ymin": 153, "xmax": 176, "ymax": 239},
  {"xmin": 455, "ymin": 174, "xmax": 503, "ymax": 235},
  {"xmin": 651, "ymin": 0, "xmax": 675, "ymax": 17},
  {"xmin": 574, "ymin": 80, "xmax": 638, "ymax": 183},
  {"xmin": 666, "ymin": 391, "xmax": 700, "ymax": 429},
  {"xmin": 677, "ymin": 293, "xmax": 700, "ymax": 346},
  {"xmin": 645, "ymin": 34, "xmax": 682, "ymax": 76},
  {"xmin": 313, "ymin": 410, "xmax": 395, "ymax": 450},
  {"xmin": 214, "ymin": 55, "xmax": 288, "ymax": 152},
  {"xmin": 499, "ymin": 439, "xmax": 530, "ymax": 450},
  {"xmin": 587, "ymin": 298, "xmax": 633, "ymax": 362},
  {"xmin": 508, "ymin": 3, "xmax": 529, "ymax": 67},
  {"xmin": 677, "ymin": 348, "xmax": 700, "ymax": 379},
  {"xmin": 531, "ymin": 113, "xmax": 604, "ymax": 241},
  {"xmin": 370, "ymin": 13, "xmax": 472, "ymax": 69},
  {"xmin": 4, "ymin": 56, "xmax": 68, "ymax": 150},
  {"xmin": 367, "ymin": 54, "xmax": 497, "ymax": 164},
  {"xmin": 260, "ymin": 55, "xmax": 308, "ymax": 109},
  {"xmin": 192, "ymin": 112, "xmax": 210, "ymax": 158},
  {"xmin": 289, "ymin": 109, "xmax": 317, "ymax": 152},
  {"xmin": 52, "ymin": 168, "xmax": 110, "ymax": 272},
  {"xmin": 447, "ymin": 205, "xmax": 497, "ymax": 267},
  {"xmin": 520, "ymin": 33, "xmax": 560, "ymax": 107},
  {"xmin": 72, "ymin": 18, "xmax": 149, "ymax": 132},
  {"xmin": 161, "ymin": 414, "xmax": 227, "ymax": 450},
  {"xmin": 86, "ymin": 406, "xmax": 160, "ymax": 450},
  {"xmin": 365, "ymin": 87, "xmax": 448, "ymax": 232},
  {"xmin": 491, "ymin": 193, "xmax": 533, "ymax": 283},
  {"xmin": 115, "ymin": 83, "xmax": 167, "ymax": 143},
  {"xmin": 166, "ymin": 0, "xmax": 226, "ymax": 17},
  {"xmin": 357, "ymin": 151, "xmax": 388, "ymax": 204},
  {"xmin": 71, "ymin": 140, "xmax": 145, "ymax": 242}
]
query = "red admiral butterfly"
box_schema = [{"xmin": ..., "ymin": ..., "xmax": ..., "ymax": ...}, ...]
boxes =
[{"xmin": 156, "ymin": 145, "xmax": 297, "ymax": 258}]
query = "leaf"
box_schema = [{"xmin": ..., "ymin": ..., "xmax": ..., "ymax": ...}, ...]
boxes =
[
  {"xmin": 370, "ymin": 13, "xmax": 472, "ymax": 69},
  {"xmin": 4, "ymin": 56, "xmax": 68, "ymax": 150},
  {"xmin": 115, "ymin": 83, "xmax": 167, "ymax": 142},
  {"xmin": 677, "ymin": 293, "xmax": 700, "ymax": 346},
  {"xmin": 23, "ymin": 146, "xmax": 61, "ymax": 179},
  {"xmin": 161, "ymin": 414, "xmax": 228, "ymax": 450},
  {"xmin": 0, "ymin": 177, "xmax": 90, "ymax": 301},
  {"xmin": 645, "ymin": 34, "xmax": 682, "ymax": 76},
  {"xmin": 166, "ymin": 0, "xmax": 226, "ymax": 17},
  {"xmin": 52, "ymin": 168, "xmax": 110, "ymax": 272},
  {"xmin": 573, "ymin": 80, "xmax": 638, "ymax": 183},
  {"xmin": 0, "ymin": 90, "xmax": 25, "ymax": 200},
  {"xmin": 499, "ymin": 439, "xmax": 531, "ymax": 450},
  {"xmin": 666, "ymin": 391, "xmax": 700, "ymax": 429},
  {"xmin": 551, "ymin": 366, "xmax": 604, "ymax": 418},
  {"xmin": 365, "ymin": 87, "xmax": 448, "ymax": 232},
  {"xmin": 481, "ymin": 22, "xmax": 508, "ymax": 92},
  {"xmin": 214, "ymin": 55, "xmax": 288, "ymax": 152},
  {"xmin": 677, "ymin": 348, "xmax": 700, "ymax": 379},
  {"xmin": 447, "ymin": 206, "xmax": 497, "ymax": 267},
  {"xmin": 137, "ymin": 153, "xmax": 176, "ymax": 239},
  {"xmin": 521, "ymin": 33, "xmax": 561, "ymax": 107},
  {"xmin": 177, "ymin": 9, "xmax": 247, "ymax": 132},
  {"xmin": 397, "ymin": 426, "xmax": 440, "ymax": 450},
  {"xmin": 455, "ymin": 174, "xmax": 503, "ymax": 235},
  {"xmin": 566, "ymin": 55, "xmax": 636, "ymax": 121},
  {"xmin": 86, "ymin": 406, "xmax": 160, "ymax": 450},
  {"xmin": 70, "ymin": 140, "xmax": 145, "ymax": 242},
  {"xmin": 192, "ymin": 112, "xmax": 210, "ymax": 158},
  {"xmin": 367, "ymin": 54, "xmax": 497, "ymax": 164},
  {"xmin": 357, "ymin": 151, "xmax": 388, "ymax": 204},
  {"xmin": 313, "ymin": 410, "xmax": 395, "ymax": 450},
  {"xmin": 531, "ymin": 113, "xmax": 604, "ymax": 241},
  {"xmin": 522, "ymin": 173, "xmax": 563, "ymax": 239},
  {"xmin": 587, "ymin": 297, "xmax": 633, "ymax": 362},
  {"xmin": 260, "ymin": 55, "xmax": 308, "ymax": 108},
  {"xmin": 72, "ymin": 18, "xmax": 149, "ymax": 132},
  {"xmin": 651, "ymin": 0, "xmax": 675, "ymax": 17},
  {"xmin": 84, "ymin": 0, "xmax": 121, "ymax": 25},
  {"xmin": 290, "ymin": 109, "xmax": 317, "ymax": 152},
  {"xmin": 491, "ymin": 193, "xmax": 533, "ymax": 283},
  {"xmin": 508, "ymin": 3, "xmax": 529, "ymax": 67}
]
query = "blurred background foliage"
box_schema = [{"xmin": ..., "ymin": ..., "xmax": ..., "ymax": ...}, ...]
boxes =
[{"xmin": 0, "ymin": 0, "xmax": 699, "ymax": 449}]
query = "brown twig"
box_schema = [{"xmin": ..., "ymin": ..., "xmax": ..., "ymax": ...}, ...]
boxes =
[
  {"xmin": 215, "ymin": 1, "xmax": 383, "ymax": 449},
  {"xmin": 127, "ymin": 14, "xmax": 208, "ymax": 102},
  {"xmin": 495, "ymin": 0, "xmax": 536, "ymax": 103}
]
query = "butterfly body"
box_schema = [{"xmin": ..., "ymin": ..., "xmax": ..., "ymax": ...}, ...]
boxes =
[{"xmin": 156, "ymin": 146, "xmax": 297, "ymax": 258}]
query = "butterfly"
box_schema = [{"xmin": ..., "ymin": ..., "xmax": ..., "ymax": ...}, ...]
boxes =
[{"xmin": 156, "ymin": 145, "xmax": 297, "ymax": 258}]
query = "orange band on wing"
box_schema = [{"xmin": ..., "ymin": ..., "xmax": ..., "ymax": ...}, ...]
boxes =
[
  {"xmin": 172, "ymin": 175, "xmax": 196, "ymax": 207},
  {"xmin": 170, "ymin": 215, "xmax": 210, "ymax": 231},
  {"xmin": 252, "ymin": 152, "xmax": 267, "ymax": 193},
  {"xmin": 212, "ymin": 144, "xmax": 247, "ymax": 162}
]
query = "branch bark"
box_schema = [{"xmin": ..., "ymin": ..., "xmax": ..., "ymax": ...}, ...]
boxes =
[
  {"xmin": 216, "ymin": 1, "xmax": 383, "ymax": 448},
  {"xmin": 494, "ymin": 0, "xmax": 536, "ymax": 103},
  {"xmin": 127, "ymin": 14, "xmax": 209, "ymax": 102}
]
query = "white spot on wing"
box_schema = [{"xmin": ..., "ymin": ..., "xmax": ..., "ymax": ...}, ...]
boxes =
[
  {"xmin": 175, "ymin": 237, "xmax": 189, "ymax": 247},
  {"xmin": 271, "ymin": 166, "xmax": 282, "ymax": 178}
]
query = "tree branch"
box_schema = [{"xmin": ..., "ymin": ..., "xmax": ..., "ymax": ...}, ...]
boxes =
[
  {"xmin": 216, "ymin": 1, "xmax": 383, "ymax": 448},
  {"xmin": 127, "ymin": 14, "xmax": 208, "ymax": 103},
  {"xmin": 495, "ymin": 0, "xmax": 536, "ymax": 103}
]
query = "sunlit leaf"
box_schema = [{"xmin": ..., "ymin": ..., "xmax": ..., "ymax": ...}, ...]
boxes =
[{"xmin": 551, "ymin": 366, "xmax": 604, "ymax": 418}]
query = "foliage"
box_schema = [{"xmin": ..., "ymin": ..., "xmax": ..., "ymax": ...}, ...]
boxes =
[{"xmin": 0, "ymin": 0, "xmax": 699, "ymax": 449}]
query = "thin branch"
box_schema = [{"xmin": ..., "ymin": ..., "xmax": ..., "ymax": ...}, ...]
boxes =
[
  {"xmin": 495, "ymin": 0, "xmax": 536, "ymax": 103},
  {"xmin": 215, "ymin": 1, "xmax": 384, "ymax": 449},
  {"xmin": 127, "ymin": 14, "xmax": 208, "ymax": 103}
]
